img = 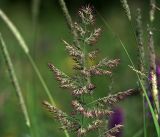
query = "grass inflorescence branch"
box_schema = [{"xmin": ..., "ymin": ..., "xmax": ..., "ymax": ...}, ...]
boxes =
[{"xmin": 44, "ymin": 4, "xmax": 136, "ymax": 137}]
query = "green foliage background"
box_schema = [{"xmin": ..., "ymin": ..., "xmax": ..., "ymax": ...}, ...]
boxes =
[{"xmin": 0, "ymin": 0, "xmax": 160, "ymax": 136}]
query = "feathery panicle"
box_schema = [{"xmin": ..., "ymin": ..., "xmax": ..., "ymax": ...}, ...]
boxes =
[
  {"xmin": 85, "ymin": 28, "xmax": 102, "ymax": 45},
  {"xmin": 45, "ymin": 4, "xmax": 135, "ymax": 137},
  {"xmin": 79, "ymin": 5, "xmax": 95, "ymax": 25},
  {"xmin": 150, "ymin": 0, "xmax": 156, "ymax": 22},
  {"xmin": 81, "ymin": 67, "xmax": 112, "ymax": 77},
  {"xmin": 63, "ymin": 40, "xmax": 84, "ymax": 69},
  {"xmin": 136, "ymin": 9, "xmax": 145, "ymax": 85},
  {"xmin": 72, "ymin": 83, "xmax": 96, "ymax": 96},
  {"xmin": 48, "ymin": 63, "xmax": 78, "ymax": 89},
  {"xmin": 43, "ymin": 101, "xmax": 80, "ymax": 131},
  {"xmin": 74, "ymin": 22, "xmax": 86, "ymax": 37},
  {"xmin": 120, "ymin": 0, "xmax": 131, "ymax": 21},
  {"xmin": 128, "ymin": 65, "xmax": 146, "ymax": 77},
  {"xmin": 147, "ymin": 26, "xmax": 159, "ymax": 118},
  {"xmin": 98, "ymin": 89, "xmax": 136, "ymax": 105},
  {"xmin": 72, "ymin": 100, "xmax": 113, "ymax": 118},
  {"xmin": 77, "ymin": 120, "xmax": 103, "ymax": 136},
  {"xmin": 81, "ymin": 58, "xmax": 119, "ymax": 77},
  {"xmin": 97, "ymin": 58, "xmax": 120, "ymax": 68},
  {"xmin": 88, "ymin": 49, "xmax": 99, "ymax": 60},
  {"xmin": 104, "ymin": 124, "xmax": 123, "ymax": 137}
]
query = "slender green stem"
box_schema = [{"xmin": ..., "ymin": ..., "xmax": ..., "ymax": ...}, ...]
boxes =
[
  {"xmin": 142, "ymin": 94, "xmax": 147, "ymax": 137},
  {"xmin": 97, "ymin": 13, "xmax": 160, "ymax": 136},
  {"xmin": 58, "ymin": 0, "xmax": 80, "ymax": 48},
  {"xmin": 120, "ymin": 39, "xmax": 160, "ymax": 137},
  {"xmin": 27, "ymin": 54, "xmax": 56, "ymax": 106},
  {"xmin": 132, "ymin": 128, "xmax": 143, "ymax": 137},
  {"xmin": 0, "ymin": 8, "xmax": 56, "ymax": 106},
  {"xmin": 0, "ymin": 8, "xmax": 70, "ymax": 137},
  {"xmin": 0, "ymin": 34, "xmax": 32, "ymax": 131},
  {"xmin": 32, "ymin": 0, "xmax": 41, "ymax": 25}
]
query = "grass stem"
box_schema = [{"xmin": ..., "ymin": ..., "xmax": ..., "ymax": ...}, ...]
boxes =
[
  {"xmin": 0, "ymin": 34, "xmax": 31, "ymax": 129},
  {"xmin": 0, "ymin": 8, "xmax": 70, "ymax": 137}
]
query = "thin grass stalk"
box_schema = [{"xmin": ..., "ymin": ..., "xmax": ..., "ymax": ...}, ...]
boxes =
[
  {"xmin": 136, "ymin": 9, "xmax": 145, "ymax": 87},
  {"xmin": 143, "ymin": 95, "xmax": 147, "ymax": 137},
  {"xmin": 132, "ymin": 128, "xmax": 143, "ymax": 137},
  {"xmin": 0, "ymin": 34, "xmax": 31, "ymax": 128},
  {"xmin": 147, "ymin": 26, "xmax": 159, "ymax": 119},
  {"xmin": 0, "ymin": 8, "xmax": 55, "ymax": 106},
  {"xmin": 0, "ymin": 8, "xmax": 70, "ymax": 137},
  {"xmin": 58, "ymin": 0, "xmax": 80, "ymax": 48},
  {"xmin": 136, "ymin": 9, "xmax": 147, "ymax": 137},
  {"xmin": 31, "ymin": 1, "xmax": 42, "ymax": 136},
  {"xmin": 119, "ymin": 39, "xmax": 160, "ymax": 137},
  {"xmin": 0, "ymin": 10, "xmax": 29, "ymax": 53},
  {"xmin": 32, "ymin": 0, "xmax": 41, "ymax": 24},
  {"xmin": 97, "ymin": 14, "xmax": 160, "ymax": 136}
]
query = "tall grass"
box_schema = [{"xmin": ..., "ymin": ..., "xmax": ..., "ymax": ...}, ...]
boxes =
[
  {"xmin": 98, "ymin": 1, "xmax": 160, "ymax": 136},
  {"xmin": 0, "ymin": 8, "xmax": 70, "ymax": 137},
  {"xmin": 0, "ymin": 34, "xmax": 34, "ymax": 136},
  {"xmin": 0, "ymin": 0, "xmax": 159, "ymax": 137}
]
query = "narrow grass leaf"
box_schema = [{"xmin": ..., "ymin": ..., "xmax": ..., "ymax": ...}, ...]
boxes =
[
  {"xmin": 0, "ymin": 7, "xmax": 70, "ymax": 137},
  {"xmin": 0, "ymin": 9, "xmax": 29, "ymax": 53},
  {"xmin": 0, "ymin": 34, "xmax": 30, "ymax": 127},
  {"xmin": 98, "ymin": 13, "xmax": 160, "ymax": 137},
  {"xmin": 0, "ymin": 8, "xmax": 56, "ymax": 106}
]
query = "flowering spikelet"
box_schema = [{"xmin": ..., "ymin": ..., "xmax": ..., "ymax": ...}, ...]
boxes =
[
  {"xmin": 74, "ymin": 22, "xmax": 85, "ymax": 37},
  {"xmin": 77, "ymin": 120, "xmax": 103, "ymax": 136},
  {"xmin": 104, "ymin": 124, "xmax": 123, "ymax": 137},
  {"xmin": 120, "ymin": 0, "xmax": 131, "ymax": 21},
  {"xmin": 136, "ymin": 9, "xmax": 146, "ymax": 92},
  {"xmin": 78, "ymin": 5, "xmax": 95, "ymax": 25},
  {"xmin": 48, "ymin": 63, "xmax": 77, "ymax": 89},
  {"xmin": 81, "ymin": 67, "xmax": 112, "ymax": 77},
  {"xmin": 63, "ymin": 40, "xmax": 83, "ymax": 69},
  {"xmin": 43, "ymin": 101, "xmax": 80, "ymax": 131},
  {"xmin": 98, "ymin": 89, "xmax": 136, "ymax": 105},
  {"xmin": 72, "ymin": 100, "xmax": 113, "ymax": 118},
  {"xmin": 90, "ymin": 68, "xmax": 112, "ymax": 76},
  {"xmin": 63, "ymin": 40, "xmax": 83, "ymax": 58},
  {"xmin": 85, "ymin": 28, "xmax": 102, "ymax": 45},
  {"xmin": 72, "ymin": 83, "xmax": 96, "ymax": 96},
  {"xmin": 97, "ymin": 58, "xmax": 120, "ymax": 68},
  {"xmin": 88, "ymin": 49, "xmax": 99, "ymax": 60},
  {"xmin": 80, "ymin": 58, "xmax": 119, "ymax": 77}
]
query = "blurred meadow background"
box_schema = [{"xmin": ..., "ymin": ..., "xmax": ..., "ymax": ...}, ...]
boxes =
[{"xmin": 0, "ymin": 0, "xmax": 160, "ymax": 137}]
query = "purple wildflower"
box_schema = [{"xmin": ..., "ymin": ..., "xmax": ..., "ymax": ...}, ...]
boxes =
[{"xmin": 108, "ymin": 107, "xmax": 124, "ymax": 137}]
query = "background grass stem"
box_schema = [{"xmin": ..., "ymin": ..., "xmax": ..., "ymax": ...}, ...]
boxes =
[{"xmin": 0, "ymin": 34, "xmax": 31, "ymax": 130}]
